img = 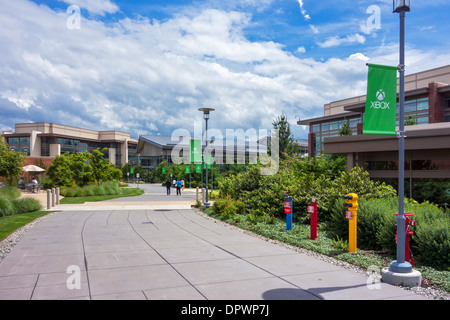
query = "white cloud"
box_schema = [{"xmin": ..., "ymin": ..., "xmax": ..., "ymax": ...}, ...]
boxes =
[
  {"xmin": 317, "ymin": 33, "xmax": 366, "ymax": 48},
  {"xmin": 1, "ymin": 0, "xmax": 449, "ymax": 140},
  {"xmin": 297, "ymin": 0, "xmax": 311, "ymax": 21},
  {"xmin": 57, "ymin": 0, "xmax": 119, "ymax": 16},
  {"xmin": 309, "ymin": 24, "xmax": 319, "ymax": 34}
]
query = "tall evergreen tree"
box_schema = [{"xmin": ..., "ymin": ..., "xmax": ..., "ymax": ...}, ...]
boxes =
[{"xmin": 272, "ymin": 113, "xmax": 297, "ymax": 156}]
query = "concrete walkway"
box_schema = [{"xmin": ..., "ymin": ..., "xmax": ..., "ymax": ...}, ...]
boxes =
[{"xmin": 0, "ymin": 184, "xmax": 428, "ymax": 300}]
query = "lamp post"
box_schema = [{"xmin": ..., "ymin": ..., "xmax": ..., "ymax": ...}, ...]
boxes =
[
  {"xmin": 198, "ymin": 107, "xmax": 215, "ymax": 207},
  {"xmin": 391, "ymin": 0, "xmax": 411, "ymax": 274}
]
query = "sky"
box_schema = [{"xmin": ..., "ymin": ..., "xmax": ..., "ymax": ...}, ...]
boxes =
[{"xmin": 1, "ymin": 0, "xmax": 449, "ymax": 140}]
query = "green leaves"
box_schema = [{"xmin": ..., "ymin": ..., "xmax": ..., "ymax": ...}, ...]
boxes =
[
  {"xmin": 0, "ymin": 139, "xmax": 26, "ymax": 182},
  {"xmin": 218, "ymin": 156, "xmax": 396, "ymax": 223},
  {"xmin": 47, "ymin": 148, "xmax": 117, "ymax": 187}
]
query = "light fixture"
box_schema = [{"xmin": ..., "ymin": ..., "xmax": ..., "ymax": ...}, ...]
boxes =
[
  {"xmin": 199, "ymin": 107, "xmax": 214, "ymax": 120},
  {"xmin": 198, "ymin": 107, "xmax": 215, "ymax": 207},
  {"xmin": 393, "ymin": 0, "xmax": 410, "ymax": 13}
]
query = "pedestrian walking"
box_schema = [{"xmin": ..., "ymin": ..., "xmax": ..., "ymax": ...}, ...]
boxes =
[
  {"xmin": 176, "ymin": 178, "xmax": 182, "ymax": 195},
  {"xmin": 165, "ymin": 179, "xmax": 171, "ymax": 195}
]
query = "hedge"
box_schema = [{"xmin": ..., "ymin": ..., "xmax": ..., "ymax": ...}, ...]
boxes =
[{"xmin": 59, "ymin": 181, "xmax": 121, "ymax": 197}]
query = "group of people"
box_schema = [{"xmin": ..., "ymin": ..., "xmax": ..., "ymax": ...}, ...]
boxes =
[
  {"xmin": 165, "ymin": 178, "xmax": 184, "ymax": 195},
  {"xmin": 17, "ymin": 177, "xmax": 39, "ymax": 192}
]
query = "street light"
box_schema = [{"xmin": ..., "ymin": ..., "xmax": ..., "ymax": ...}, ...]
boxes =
[
  {"xmin": 198, "ymin": 107, "xmax": 215, "ymax": 207},
  {"xmin": 391, "ymin": 0, "xmax": 411, "ymax": 274},
  {"xmin": 393, "ymin": 0, "xmax": 410, "ymax": 13}
]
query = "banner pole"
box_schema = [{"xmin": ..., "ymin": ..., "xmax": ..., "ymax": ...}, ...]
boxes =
[{"xmin": 389, "ymin": 8, "xmax": 411, "ymax": 274}]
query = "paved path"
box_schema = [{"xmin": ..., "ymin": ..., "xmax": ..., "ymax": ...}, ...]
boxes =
[{"xmin": 0, "ymin": 184, "xmax": 428, "ymax": 300}]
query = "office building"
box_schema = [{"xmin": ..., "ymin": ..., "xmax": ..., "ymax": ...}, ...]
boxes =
[
  {"xmin": 297, "ymin": 65, "xmax": 450, "ymax": 180},
  {"xmin": 1, "ymin": 122, "xmax": 138, "ymax": 167}
]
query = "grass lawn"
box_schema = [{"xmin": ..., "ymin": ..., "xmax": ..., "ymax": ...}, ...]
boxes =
[
  {"xmin": 0, "ymin": 211, "xmax": 51, "ymax": 241},
  {"xmin": 60, "ymin": 187, "xmax": 144, "ymax": 204}
]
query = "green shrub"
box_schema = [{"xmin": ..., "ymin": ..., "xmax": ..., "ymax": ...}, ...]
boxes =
[
  {"xmin": 218, "ymin": 159, "xmax": 396, "ymax": 223},
  {"xmin": 0, "ymin": 187, "xmax": 21, "ymax": 200},
  {"xmin": 414, "ymin": 218, "xmax": 450, "ymax": 270},
  {"xmin": 213, "ymin": 196, "xmax": 245, "ymax": 220},
  {"xmin": 59, "ymin": 181, "xmax": 121, "ymax": 197},
  {"xmin": 0, "ymin": 197, "xmax": 41, "ymax": 217},
  {"xmin": 330, "ymin": 196, "xmax": 450, "ymax": 270},
  {"xmin": 0, "ymin": 198, "xmax": 16, "ymax": 216},
  {"xmin": 12, "ymin": 198, "xmax": 42, "ymax": 213}
]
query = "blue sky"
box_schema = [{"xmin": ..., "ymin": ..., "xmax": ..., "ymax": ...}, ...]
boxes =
[{"xmin": 1, "ymin": 0, "xmax": 449, "ymax": 140}]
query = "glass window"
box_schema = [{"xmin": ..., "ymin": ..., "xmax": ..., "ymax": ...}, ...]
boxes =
[
  {"xmin": 42, "ymin": 137, "xmax": 55, "ymax": 144},
  {"xmin": 416, "ymin": 116, "xmax": 428, "ymax": 124},
  {"xmin": 312, "ymin": 124, "xmax": 320, "ymax": 133},
  {"xmin": 405, "ymin": 102, "xmax": 416, "ymax": 113},
  {"xmin": 321, "ymin": 123, "xmax": 330, "ymax": 131},
  {"xmin": 444, "ymin": 98, "xmax": 450, "ymax": 122},
  {"xmin": 349, "ymin": 118, "xmax": 359, "ymax": 128},
  {"xmin": 329, "ymin": 121, "xmax": 338, "ymax": 130},
  {"xmin": 417, "ymin": 99, "xmax": 428, "ymax": 111},
  {"xmin": 8, "ymin": 138, "xmax": 19, "ymax": 144},
  {"xmin": 41, "ymin": 146, "xmax": 49, "ymax": 157}
]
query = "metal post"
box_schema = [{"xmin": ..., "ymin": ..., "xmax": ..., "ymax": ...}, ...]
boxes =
[
  {"xmin": 308, "ymin": 198, "xmax": 317, "ymax": 240},
  {"xmin": 204, "ymin": 117, "xmax": 210, "ymax": 206},
  {"xmin": 284, "ymin": 196, "xmax": 293, "ymax": 231},
  {"xmin": 390, "ymin": 8, "xmax": 412, "ymax": 274},
  {"xmin": 202, "ymin": 187, "xmax": 205, "ymax": 204}
]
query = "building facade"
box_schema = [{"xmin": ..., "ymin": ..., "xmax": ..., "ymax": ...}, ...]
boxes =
[
  {"xmin": 297, "ymin": 65, "xmax": 450, "ymax": 181},
  {"xmin": 135, "ymin": 135, "xmax": 270, "ymax": 170},
  {"xmin": 2, "ymin": 122, "xmax": 138, "ymax": 166}
]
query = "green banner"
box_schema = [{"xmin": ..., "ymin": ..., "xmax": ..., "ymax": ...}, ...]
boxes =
[
  {"xmin": 363, "ymin": 64, "xmax": 398, "ymax": 135},
  {"xmin": 195, "ymin": 163, "xmax": 201, "ymax": 173},
  {"xmin": 185, "ymin": 165, "xmax": 190, "ymax": 174},
  {"xmin": 190, "ymin": 139, "xmax": 202, "ymax": 163},
  {"xmin": 162, "ymin": 167, "xmax": 166, "ymax": 174}
]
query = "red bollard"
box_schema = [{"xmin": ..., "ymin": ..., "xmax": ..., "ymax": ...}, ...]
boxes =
[
  {"xmin": 394, "ymin": 212, "xmax": 415, "ymax": 265},
  {"xmin": 308, "ymin": 198, "xmax": 318, "ymax": 240}
]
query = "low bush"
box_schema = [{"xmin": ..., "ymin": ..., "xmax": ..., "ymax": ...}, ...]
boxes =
[
  {"xmin": 218, "ymin": 159, "xmax": 396, "ymax": 223},
  {"xmin": 0, "ymin": 187, "xmax": 21, "ymax": 200},
  {"xmin": 213, "ymin": 196, "xmax": 245, "ymax": 221},
  {"xmin": 12, "ymin": 198, "xmax": 42, "ymax": 214},
  {"xmin": 0, "ymin": 197, "xmax": 42, "ymax": 217},
  {"xmin": 0, "ymin": 198, "xmax": 16, "ymax": 216},
  {"xmin": 60, "ymin": 181, "xmax": 121, "ymax": 197},
  {"xmin": 329, "ymin": 196, "xmax": 450, "ymax": 270}
]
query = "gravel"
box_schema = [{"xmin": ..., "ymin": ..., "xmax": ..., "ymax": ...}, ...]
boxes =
[{"xmin": 0, "ymin": 213, "xmax": 55, "ymax": 263}]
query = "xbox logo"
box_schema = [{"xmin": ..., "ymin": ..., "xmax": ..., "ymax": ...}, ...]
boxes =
[{"xmin": 376, "ymin": 89, "xmax": 385, "ymax": 101}]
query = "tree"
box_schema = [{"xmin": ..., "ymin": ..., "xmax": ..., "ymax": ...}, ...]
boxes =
[
  {"xmin": 69, "ymin": 152, "xmax": 93, "ymax": 186},
  {"xmin": 0, "ymin": 138, "xmax": 26, "ymax": 184},
  {"xmin": 405, "ymin": 115, "xmax": 417, "ymax": 126},
  {"xmin": 339, "ymin": 120, "xmax": 352, "ymax": 136},
  {"xmin": 272, "ymin": 113, "xmax": 297, "ymax": 156},
  {"xmin": 90, "ymin": 148, "xmax": 112, "ymax": 185},
  {"xmin": 47, "ymin": 153, "xmax": 74, "ymax": 187}
]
